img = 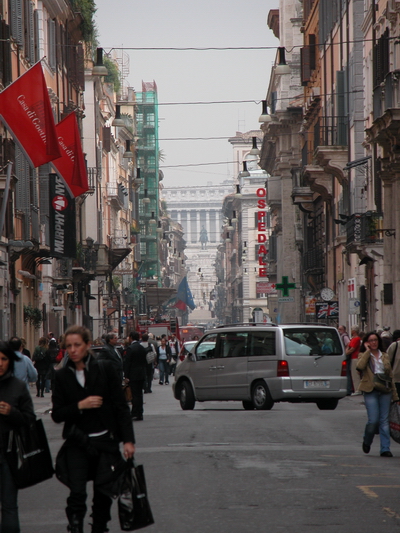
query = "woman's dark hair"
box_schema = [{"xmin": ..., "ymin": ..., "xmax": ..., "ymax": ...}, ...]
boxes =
[
  {"xmin": 64, "ymin": 325, "xmax": 92, "ymax": 346},
  {"xmin": 0, "ymin": 341, "xmax": 18, "ymax": 373},
  {"xmin": 361, "ymin": 331, "xmax": 383, "ymax": 352}
]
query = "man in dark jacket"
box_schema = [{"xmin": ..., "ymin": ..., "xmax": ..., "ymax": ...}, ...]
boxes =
[
  {"xmin": 97, "ymin": 333, "xmax": 123, "ymax": 382},
  {"xmin": 123, "ymin": 331, "xmax": 147, "ymax": 421}
]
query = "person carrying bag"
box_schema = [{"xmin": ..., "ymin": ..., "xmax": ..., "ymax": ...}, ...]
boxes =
[
  {"xmin": 51, "ymin": 325, "xmax": 135, "ymax": 533},
  {"xmin": 0, "ymin": 341, "xmax": 36, "ymax": 532},
  {"xmin": 356, "ymin": 331, "xmax": 398, "ymax": 457}
]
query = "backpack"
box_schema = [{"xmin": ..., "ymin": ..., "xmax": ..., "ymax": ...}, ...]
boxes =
[
  {"xmin": 145, "ymin": 345, "xmax": 156, "ymax": 364},
  {"xmin": 34, "ymin": 348, "xmax": 45, "ymax": 362}
]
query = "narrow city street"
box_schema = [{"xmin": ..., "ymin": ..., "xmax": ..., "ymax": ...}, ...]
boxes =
[{"xmin": 18, "ymin": 383, "xmax": 400, "ymax": 532}]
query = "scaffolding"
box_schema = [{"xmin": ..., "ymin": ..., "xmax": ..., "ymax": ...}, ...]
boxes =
[{"xmin": 136, "ymin": 81, "xmax": 161, "ymax": 283}]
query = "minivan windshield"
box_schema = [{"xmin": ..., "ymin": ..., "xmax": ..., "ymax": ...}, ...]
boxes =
[{"xmin": 283, "ymin": 328, "xmax": 342, "ymax": 356}]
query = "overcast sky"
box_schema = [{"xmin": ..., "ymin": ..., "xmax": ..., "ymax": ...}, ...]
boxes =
[{"xmin": 94, "ymin": 0, "xmax": 279, "ymax": 187}]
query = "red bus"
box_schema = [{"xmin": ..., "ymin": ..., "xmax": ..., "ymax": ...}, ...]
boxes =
[{"xmin": 179, "ymin": 325, "xmax": 205, "ymax": 342}]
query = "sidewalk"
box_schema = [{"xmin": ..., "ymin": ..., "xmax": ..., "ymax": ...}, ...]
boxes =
[{"xmin": 29, "ymin": 384, "xmax": 52, "ymax": 415}]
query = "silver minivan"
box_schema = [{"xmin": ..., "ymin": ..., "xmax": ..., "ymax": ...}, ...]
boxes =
[{"xmin": 172, "ymin": 324, "xmax": 347, "ymax": 411}]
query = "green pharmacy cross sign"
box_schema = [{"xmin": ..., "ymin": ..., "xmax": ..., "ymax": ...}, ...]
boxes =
[{"xmin": 276, "ymin": 276, "xmax": 296, "ymax": 297}]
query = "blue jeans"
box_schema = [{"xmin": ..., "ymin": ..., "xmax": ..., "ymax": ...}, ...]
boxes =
[
  {"xmin": 158, "ymin": 360, "xmax": 169, "ymax": 383},
  {"xmin": 0, "ymin": 452, "xmax": 20, "ymax": 532},
  {"xmin": 363, "ymin": 390, "xmax": 392, "ymax": 453}
]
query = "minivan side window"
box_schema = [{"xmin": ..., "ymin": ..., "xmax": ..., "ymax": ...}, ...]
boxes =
[
  {"xmin": 249, "ymin": 331, "xmax": 276, "ymax": 356},
  {"xmin": 219, "ymin": 332, "xmax": 248, "ymax": 358},
  {"xmin": 283, "ymin": 328, "xmax": 342, "ymax": 355},
  {"xmin": 195, "ymin": 334, "xmax": 217, "ymax": 360}
]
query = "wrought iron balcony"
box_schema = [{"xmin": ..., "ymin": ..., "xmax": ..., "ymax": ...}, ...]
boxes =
[
  {"xmin": 346, "ymin": 212, "xmax": 385, "ymax": 246},
  {"xmin": 314, "ymin": 115, "xmax": 348, "ymax": 148}
]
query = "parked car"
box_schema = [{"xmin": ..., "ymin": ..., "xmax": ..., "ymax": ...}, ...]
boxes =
[{"xmin": 172, "ymin": 324, "xmax": 347, "ymax": 411}]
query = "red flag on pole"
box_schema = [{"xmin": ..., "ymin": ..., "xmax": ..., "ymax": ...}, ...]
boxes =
[
  {"xmin": 52, "ymin": 112, "xmax": 89, "ymax": 198},
  {"xmin": 0, "ymin": 62, "xmax": 61, "ymax": 167}
]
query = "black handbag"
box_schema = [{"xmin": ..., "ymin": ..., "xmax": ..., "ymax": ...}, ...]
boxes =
[
  {"xmin": 118, "ymin": 459, "xmax": 154, "ymax": 531},
  {"xmin": 6, "ymin": 418, "xmax": 54, "ymax": 489}
]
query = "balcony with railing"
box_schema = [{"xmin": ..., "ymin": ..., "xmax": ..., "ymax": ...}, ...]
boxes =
[
  {"xmin": 106, "ymin": 183, "xmax": 128, "ymax": 210},
  {"xmin": 346, "ymin": 212, "xmax": 385, "ymax": 247},
  {"xmin": 310, "ymin": 115, "xmax": 349, "ymax": 185},
  {"xmin": 367, "ymin": 72, "xmax": 400, "ymax": 151},
  {"xmin": 314, "ymin": 115, "xmax": 348, "ymax": 148},
  {"xmin": 109, "ymin": 230, "xmax": 132, "ymax": 271}
]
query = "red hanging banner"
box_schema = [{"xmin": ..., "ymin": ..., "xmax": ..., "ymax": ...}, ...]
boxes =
[
  {"xmin": 52, "ymin": 112, "xmax": 89, "ymax": 198},
  {"xmin": 0, "ymin": 62, "xmax": 61, "ymax": 167}
]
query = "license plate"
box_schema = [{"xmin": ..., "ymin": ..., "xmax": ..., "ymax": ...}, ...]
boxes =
[{"xmin": 304, "ymin": 380, "xmax": 330, "ymax": 388}]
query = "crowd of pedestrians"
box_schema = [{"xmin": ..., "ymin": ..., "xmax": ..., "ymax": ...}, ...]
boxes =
[{"xmin": 0, "ymin": 326, "xmax": 182, "ymax": 532}]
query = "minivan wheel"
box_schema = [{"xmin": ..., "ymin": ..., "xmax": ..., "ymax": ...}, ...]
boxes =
[
  {"xmin": 179, "ymin": 381, "xmax": 195, "ymax": 410},
  {"xmin": 242, "ymin": 400, "xmax": 254, "ymax": 410},
  {"xmin": 316, "ymin": 398, "xmax": 339, "ymax": 410},
  {"xmin": 251, "ymin": 381, "xmax": 274, "ymax": 410}
]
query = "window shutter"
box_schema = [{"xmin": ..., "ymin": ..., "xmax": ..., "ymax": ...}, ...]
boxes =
[
  {"xmin": 48, "ymin": 18, "xmax": 56, "ymax": 70},
  {"xmin": 28, "ymin": 1, "xmax": 35, "ymax": 63},
  {"xmin": 10, "ymin": 0, "xmax": 23, "ymax": 46},
  {"xmin": 336, "ymin": 70, "xmax": 348, "ymax": 145},
  {"xmin": 309, "ymin": 34, "xmax": 316, "ymax": 70},
  {"xmin": 103, "ymin": 127, "xmax": 111, "ymax": 152},
  {"xmin": 301, "ymin": 46, "xmax": 311, "ymax": 86},
  {"xmin": 33, "ymin": 9, "xmax": 40, "ymax": 62},
  {"xmin": 39, "ymin": 164, "xmax": 50, "ymax": 224}
]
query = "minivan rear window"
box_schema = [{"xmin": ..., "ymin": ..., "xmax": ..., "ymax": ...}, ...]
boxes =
[{"xmin": 283, "ymin": 328, "xmax": 342, "ymax": 356}]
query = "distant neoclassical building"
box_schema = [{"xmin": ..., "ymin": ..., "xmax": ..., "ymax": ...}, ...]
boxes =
[{"xmin": 162, "ymin": 180, "xmax": 233, "ymax": 323}]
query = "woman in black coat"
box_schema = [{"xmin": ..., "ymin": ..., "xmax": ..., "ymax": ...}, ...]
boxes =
[
  {"xmin": 33, "ymin": 337, "xmax": 50, "ymax": 397},
  {"xmin": 51, "ymin": 325, "xmax": 135, "ymax": 533},
  {"xmin": 0, "ymin": 341, "xmax": 35, "ymax": 532}
]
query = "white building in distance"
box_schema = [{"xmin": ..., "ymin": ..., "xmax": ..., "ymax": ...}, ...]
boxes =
[{"xmin": 162, "ymin": 180, "xmax": 234, "ymax": 325}]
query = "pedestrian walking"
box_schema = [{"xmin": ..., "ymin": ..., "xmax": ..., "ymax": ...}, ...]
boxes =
[
  {"xmin": 156, "ymin": 336, "xmax": 172, "ymax": 385},
  {"xmin": 380, "ymin": 326, "xmax": 393, "ymax": 352},
  {"xmin": 33, "ymin": 337, "xmax": 51, "ymax": 397},
  {"xmin": 0, "ymin": 340, "xmax": 35, "ymax": 532},
  {"xmin": 168, "ymin": 333, "xmax": 180, "ymax": 376},
  {"xmin": 338, "ymin": 325, "xmax": 350, "ymax": 348},
  {"xmin": 356, "ymin": 331, "xmax": 398, "ymax": 457},
  {"xmin": 140, "ymin": 333, "xmax": 156, "ymax": 393},
  {"xmin": 51, "ymin": 325, "xmax": 135, "ymax": 533},
  {"xmin": 20, "ymin": 337, "xmax": 31, "ymax": 359},
  {"xmin": 123, "ymin": 331, "xmax": 147, "ymax": 421},
  {"xmin": 45, "ymin": 339, "xmax": 60, "ymax": 392},
  {"xmin": 97, "ymin": 333, "xmax": 123, "ymax": 382},
  {"xmin": 8, "ymin": 337, "xmax": 38, "ymax": 389}
]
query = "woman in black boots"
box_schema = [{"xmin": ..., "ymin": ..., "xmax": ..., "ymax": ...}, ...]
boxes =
[{"xmin": 52, "ymin": 325, "xmax": 135, "ymax": 533}]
